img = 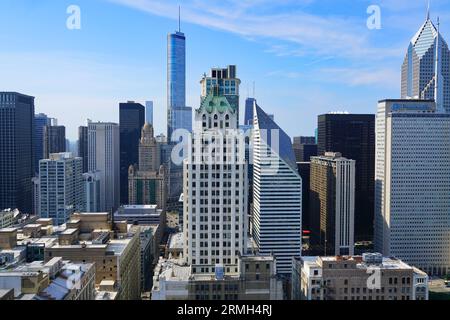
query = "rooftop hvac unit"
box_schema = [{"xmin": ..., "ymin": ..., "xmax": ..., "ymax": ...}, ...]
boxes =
[{"xmin": 362, "ymin": 253, "xmax": 383, "ymax": 265}]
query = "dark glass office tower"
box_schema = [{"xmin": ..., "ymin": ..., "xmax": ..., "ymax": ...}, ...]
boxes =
[
  {"xmin": 244, "ymin": 97, "xmax": 256, "ymax": 126},
  {"xmin": 317, "ymin": 114, "xmax": 375, "ymax": 242},
  {"xmin": 297, "ymin": 162, "xmax": 311, "ymax": 231},
  {"xmin": 43, "ymin": 125, "xmax": 66, "ymax": 158},
  {"xmin": 0, "ymin": 92, "xmax": 35, "ymax": 213},
  {"xmin": 293, "ymin": 136, "xmax": 318, "ymax": 162},
  {"xmin": 78, "ymin": 126, "xmax": 88, "ymax": 173},
  {"xmin": 34, "ymin": 113, "xmax": 51, "ymax": 173},
  {"xmin": 119, "ymin": 102, "xmax": 145, "ymax": 205}
]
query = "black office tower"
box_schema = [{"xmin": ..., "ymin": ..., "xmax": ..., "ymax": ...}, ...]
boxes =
[
  {"xmin": 43, "ymin": 125, "xmax": 66, "ymax": 158},
  {"xmin": 78, "ymin": 126, "xmax": 88, "ymax": 173},
  {"xmin": 317, "ymin": 114, "xmax": 375, "ymax": 242},
  {"xmin": 293, "ymin": 136, "xmax": 318, "ymax": 162},
  {"xmin": 0, "ymin": 92, "xmax": 35, "ymax": 213},
  {"xmin": 119, "ymin": 102, "xmax": 145, "ymax": 205},
  {"xmin": 297, "ymin": 162, "xmax": 311, "ymax": 231}
]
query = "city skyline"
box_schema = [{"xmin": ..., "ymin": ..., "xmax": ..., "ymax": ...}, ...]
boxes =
[
  {"xmin": 2, "ymin": 1, "xmax": 450, "ymax": 303},
  {"xmin": 2, "ymin": 0, "xmax": 450, "ymax": 140}
]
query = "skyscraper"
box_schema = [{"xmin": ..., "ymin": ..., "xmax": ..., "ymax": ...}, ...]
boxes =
[
  {"xmin": 293, "ymin": 136, "xmax": 318, "ymax": 162},
  {"xmin": 374, "ymin": 99, "xmax": 450, "ymax": 276},
  {"xmin": 83, "ymin": 171, "xmax": 101, "ymax": 212},
  {"xmin": 297, "ymin": 162, "xmax": 311, "ymax": 231},
  {"xmin": 310, "ymin": 152, "xmax": 355, "ymax": 256},
  {"xmin": 252, "ymin": 101, "xmax": 302, "ymax": 276},
  {"xmin": 39, "ymin": 152, "xmax": 83, "ymax": 225},
  {"xmin": 119, "ymin": 102, "xmax": 145, "ymax": 205},
  {"xmin": 166, "ymin": 22, "xmax": 192, "ymax": 213},
  {"xmin": 88, "ymin": 121, "xmax": 120, "ymax": 213},
  {"xmin": 0, "ymin": 92, "xmax": 35, "ymax": 213},
  {"xmin": 128, "ymin": 123, "xmax": 167, "ymax": 209},
  {"xmin": 167, "ymin": 25, "xmax": 192, "ymax": 141},
  {"xmin": 34, "ymin": 113, "xmax": 52, "ymax": 173},
  {"xmin": 244, "ymin": 97, "xmax": 256, "ymax": 126},
  {"xmin": 401, "ymin": 9, "xmax": 450, "ymax": 113},
  {"xmin": 145, "ymin": 101, "xmax": 154, "ymax": 125},
  {"xmin": 43, "ymin": 125, "xmax": 66, "ymax": 159},
  {"xmin": 183, "ymin": 88, "xmax": 248, "ymax": 275},
  {"xmin": 317, "ymin": 114, "xmax": 375, "ymax": 242},
  {"xmin": 77, "ymin": 126, "xmax": 88, "ymax": 173},
  {"xmin": 200, "ymin": 65, "xmax": 241, "ymax": 123}
]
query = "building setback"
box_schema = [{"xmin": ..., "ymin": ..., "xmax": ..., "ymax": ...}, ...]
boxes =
[
  {"xmin": 317, "ymin": 113, "xmax": 375, "ymax": 242},
  {"xmin": 0, "ymin": 92, "xmax": 35, "ymax": 213}
]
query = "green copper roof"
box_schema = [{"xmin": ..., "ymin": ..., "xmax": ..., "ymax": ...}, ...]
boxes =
[{"xmin": 198, "ymin": 92, "xmax": 236, "ymax": 114}]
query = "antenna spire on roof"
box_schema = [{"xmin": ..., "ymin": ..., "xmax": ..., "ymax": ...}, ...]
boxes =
[
  {"xmin": 178, "ymin": 5, "xmax": 181, "ymax": 32},
  {"xmin": 427, "ymin": 0, "xmax": 431, "ymax": 20}
]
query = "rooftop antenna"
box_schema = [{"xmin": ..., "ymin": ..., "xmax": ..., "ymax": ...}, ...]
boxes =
[
  {"xmin": 427, "ymin": 0, "xmax": 431, "ymax": 20},
  {"xmin": 435, "ymin": 16, "xmax": 441, "ymax": 111},
  {"xmin": 178, "ymin": 5, "xmax": 181, "ymax": 32},
  {"xmin": 253, "ymin": 81, "xmax": 255, "ymax": 98}
]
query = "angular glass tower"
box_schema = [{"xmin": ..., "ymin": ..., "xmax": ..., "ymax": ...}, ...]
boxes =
[
  {"xmin": 252, "ymin": 101, "xmax": 302, "ymax": 276},
  {"xmin": 401, "ymin": 12, "xmax": 450, "ymax": 113}
]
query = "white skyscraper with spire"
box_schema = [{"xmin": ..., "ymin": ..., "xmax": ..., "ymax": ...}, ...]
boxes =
[{"xmin": 401, "ymin": 3, "xmax": 450, "ymax": 113}]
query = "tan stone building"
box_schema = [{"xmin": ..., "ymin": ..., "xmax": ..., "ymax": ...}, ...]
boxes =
[
  {"xmin": 128, "ymin": 123, "xmax": 167, "ymax": 209},
  {"xmin": 310, "ymin": 152, "xmax": 355, "ymax": 256},
  {"xmin": 44, "ymin": 212, "xmax": 141, "ymax": 300},
  {"xmin": 292, "ymin": 253, "xmax": 428, "ymax": 300},
  {"xmin": 151, "ymin": 255, "xmax": 283, "ymax": 300}
]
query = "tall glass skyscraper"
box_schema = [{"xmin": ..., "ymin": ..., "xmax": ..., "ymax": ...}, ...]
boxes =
[
  {"xmin": 167, "ymin": 30, "xmax": 192, "ymax": 141},
  {"xmin": 401, "ymin": 11, "xmax": 450, "ymax": 113},
  {"xmin": 145, "ymin": 101, "xmax": 154, "ymax": 125},
  {"xmin": 0, "ymin": 92, "xmax": 35, "ymax": 213},
  {"xmin": 166, "ymin": 26, "xmax": 192, "ymax": 213}
]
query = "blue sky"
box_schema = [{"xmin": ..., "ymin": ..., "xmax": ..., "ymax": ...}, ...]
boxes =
[{"xmin": 1, "ymin": 0, "xmax": 449, "ymax": 140}]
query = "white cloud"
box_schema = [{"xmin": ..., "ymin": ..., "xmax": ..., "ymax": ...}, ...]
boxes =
[
  {"xmin": 318, "ymin": 67, "xmax": 400, "ymax": 87},
  {"xmin": 105, "ymin": 0, "xmax": 403, "ymax": 60}
]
